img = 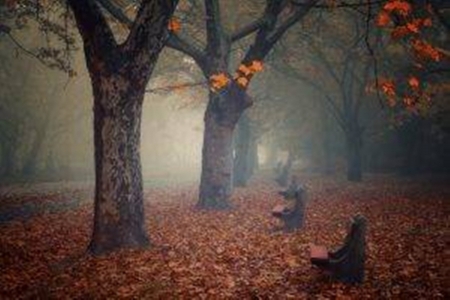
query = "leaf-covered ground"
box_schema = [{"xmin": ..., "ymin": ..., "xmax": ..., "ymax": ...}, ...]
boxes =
[{"xmin": 0, "ymin": 174, "xmax": 448, "ymax": 299}]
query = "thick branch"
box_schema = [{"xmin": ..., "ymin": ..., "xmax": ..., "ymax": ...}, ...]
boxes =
[
  {"xmin": 166, "ymin": 34, "xmax": 208, "ymax": 71},
  {"xmin": 96, "ymin": 0, "xmax": 207, "ymax": 71},
  {"xmin": 68, "ymin": 0, "xmax": 117, "ymax": 51},
  {"xmin": 267, "ymin": 0, "xmax": 319, "ymax": 45},
  {"xmin": 230, "ymin": 16, "xmax": 267, "ymax": 42},
  {"xmin": 205, "ymin": 0, "xmax": 225, "ymax": 55},
  {"xmin": 124, "ymin": 0, "xmax": 178, "ymax": 54},
  {"xmin": 96, "ymin": 0, "xmax": 133, "ymax": 27},
  {"xmin": 291, "ymin": 0, "xmax": 385, "ymax": 9}
]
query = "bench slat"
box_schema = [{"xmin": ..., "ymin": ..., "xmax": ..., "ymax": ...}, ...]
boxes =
[
  {"xmin": 310, "ymin": 244, "xmax": 329, "ymax": 260},
  {"xmin": 272, "ymin": 204, "xmax": 287, "ymax": 214}
]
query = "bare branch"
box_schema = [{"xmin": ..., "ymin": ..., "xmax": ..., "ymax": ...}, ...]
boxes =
[
  {"xmin": 230, "ymin": 16, "xmax": 267, "ymax": 42},
  {"xmin": 96, "ymin": 0, "xmax": 133, "ymax": 27},
  {"xmin": 124, "ymin": 0, "xmax": 178, "ymax": 54},
  {"xmin": 166, "ymin": 34, "xmax": 208, "ymax": 72},
  {"xmin": 96, "ymin": 0, "xmax": 207, "ymax": 70},
  {"xmin": 267, "ymin": 0, "xmax": 319, "ymax": 45},
  {"xmin": 291, "ymin": 0, "xmax": 385, "ymax": 9},
  {"xmin": 205, "ymin": 0, "xmax": 226, "ymax": 54}
]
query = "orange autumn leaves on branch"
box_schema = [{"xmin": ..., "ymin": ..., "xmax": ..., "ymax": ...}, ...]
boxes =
[
  {"xmin": 168, "ymin": 17, "xmax": 181, "ymax": 33},
  {"xmin": 209, "ymin": 60, "xmax": 264, "ymax": 92},
  {"xmin": 380, "ymin": 75, "xmax": 427, "ymax": 111},
  {"xmin": 376, "ymin": 0, "xmax": 440, "ymax": 61},
  {"xmin": 210, "ymin": 73, "xmax": 230, "ymax": 92},
  {"xmin": 375, "ymin": 0, "xmax": 443, "ymax": 113}
]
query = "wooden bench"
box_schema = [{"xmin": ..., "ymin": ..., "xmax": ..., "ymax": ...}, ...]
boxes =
[
  {"xmin": 272, "ymin": 204, "xmax": 289, "ymax": 217},
  {"xmin": 272, "ymin": 181, "xmax": 306, "ymax": 232},
  {"xmin": 310, "ymin": 215, "xmax": 367, "ymax": 283}
]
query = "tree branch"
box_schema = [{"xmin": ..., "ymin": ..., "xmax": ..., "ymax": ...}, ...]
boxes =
[
  {"xmin": 67, "ymin": 0, "xmax": 117, "ymax": 51},
  {"xmin": 267, "ymin": 0, "xmax": 319, "ymax": 45},
  {"xmin": 205, "ymin": 0, "xmax": 225, "ymax": 55},
  {"xmin": 166, "ymin": 34, "xmax": 208, "ymax": 72},
  {"xmin": 291, "ymin": 0, "xmax": 385, "ymax": 9},
  {"xmin": 124, "ymin": 0, "xmax": 178, "ymax": 54},
  {"xmin": 96, "ymin": 0, "xmax": 207, "ymax": 72},
  {"xmin": 230, "ymin": 16, "xmax": 267, "ymax": 43},
  {"xmin": 96, "ymin": 0, "xmax": 133, "ymax": 27}
]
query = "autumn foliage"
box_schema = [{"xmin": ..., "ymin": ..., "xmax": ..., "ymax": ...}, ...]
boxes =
[
  {"xmin": 0, "ymin": 175, "xmax": 447, "ymax": 298},
  {"xmin": 168, "ymin": 17, "xmax": 181, "ymax": 33},
  {"xmin": 375, "ymin": 0, "xmax": 445, "ymax": 112},
  {"xmin": 209, "ymin": 61, "xmax": 264, "ymax": 92}
]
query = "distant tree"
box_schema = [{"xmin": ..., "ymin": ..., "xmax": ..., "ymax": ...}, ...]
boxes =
[{"xmin": 270, "ymin": 9, "xmax": 385, "ymax": 181}]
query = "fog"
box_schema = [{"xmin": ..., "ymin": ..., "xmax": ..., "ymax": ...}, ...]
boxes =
[
  {"xmin": 1, "ymin": 7, "xmax": 449, "ymax": 188},
  {"xmin": 1, "ymin": 2, "xmax": 449, "ymax": 297},
  {"xmin": 0, "ymin": 37, "xmax": 211, "ymax": 184}
]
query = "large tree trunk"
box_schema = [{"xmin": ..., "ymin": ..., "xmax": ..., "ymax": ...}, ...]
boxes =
[
  {"xmin": 197, "ymin": 85, "xmax": 251, "ymax": 209},
  {"xmin": 345, "ymin": 130, "xmax": 363, "ymax": 182},
  {"xmin": 88, "ymin": 74, "xmax": 149, "ymax": 255},
  {"xmin": 67, "ymin": 0, "xmax": 177, "ymax": 255},
  {"xmin": 233, "ymin": 113, "xmax": 252, "ymax": 187}
]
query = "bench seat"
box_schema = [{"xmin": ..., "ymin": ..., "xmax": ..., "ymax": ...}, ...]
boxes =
[{"xmin": 272, "ymin": 204, "xmax": 288, "ymax": 217}]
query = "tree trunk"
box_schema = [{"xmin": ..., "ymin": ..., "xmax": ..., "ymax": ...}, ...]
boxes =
[
  {"xmin": 277, "ymin": 151, "xmax": 294, "ymax": 187},
  {"xmin": 397, "ymin": 118, "xmax": 421, "ymax": 176},
  {"xmin": 249, "ymin": 136, "xmax": 258, "ymax": 172},
  {"xmin": 198, "ymin": 85, "xmax": 251, "ymax": 209},
  {"xmin": 321, "ymin": 113, "xmax": 334, "ymax": 175},
  {"xmin": 88, "ymin": 74, "xmax": 149, "ymax": 255},
  {"xmin": 67, "ymin": 0, "xmax": 178, "ymax": 255},
  {"xmin": 22, "ymin": 129, "xmax": 46, "ymax": 177},
  {"xmin": 266, "ymin": 142, "xmax": 278, "ymax": 169},
  {"xmin": 345, "ymin": 130, "xmax": 363, "ymax": 182},
  {"xmin": 233, "ymin": 113, "xmax": 252, "ymax": 187},
  {"xmin": 1, "ymin": 144, "xmax": 15, "ymax": 178}
]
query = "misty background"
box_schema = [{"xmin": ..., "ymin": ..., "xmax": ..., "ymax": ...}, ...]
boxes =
[{"xmin": 1, "ymin": 2, "xmax": 449, "ymax": 187}]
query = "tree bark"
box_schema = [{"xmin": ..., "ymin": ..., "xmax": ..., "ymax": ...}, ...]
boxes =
[
  {"xmin": 68, "ymin": 0, "xmax": 178, "ymax": 254},
  {"xmin": 233, "ymin": 113, "xmax": 252, "ymax": 187},
  {"xmin": 198, "ymin": 85, "xmax": 251, "ymax": 209},
  {"xmin": 88, "ymin": 73, "xmax": 149, "ymax": 255}
]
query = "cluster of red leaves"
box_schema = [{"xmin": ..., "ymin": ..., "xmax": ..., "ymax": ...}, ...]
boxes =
[
  {"xmin": 379, "ymin": 75, "xmax": 431, "ymax": 114},
  {"xmin": 0, "ymin": 175, "xmax": 448, "ymax": 298},
  {"xmin": 375, "ymin": 0, "xmax": 444, "ymax": 113}
]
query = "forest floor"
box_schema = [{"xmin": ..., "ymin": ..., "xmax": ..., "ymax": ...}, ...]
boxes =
[{"xmin": 0, "ymin": 173, "xmax": 449, "ymax": 299}]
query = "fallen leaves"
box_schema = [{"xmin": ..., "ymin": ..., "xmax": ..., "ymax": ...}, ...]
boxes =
[{"xmin": 0, "ymin": 175, "xmax": 448, "ymax": 298}]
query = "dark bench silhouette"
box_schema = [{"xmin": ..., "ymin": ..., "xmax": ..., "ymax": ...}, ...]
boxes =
[
  {"xmin": 310, "ymin": 215, "xmax": 367, "ymax": 283},
  {"xmin": 272, "ymin": 177, "xmax": 306, "ymax": 232}
]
